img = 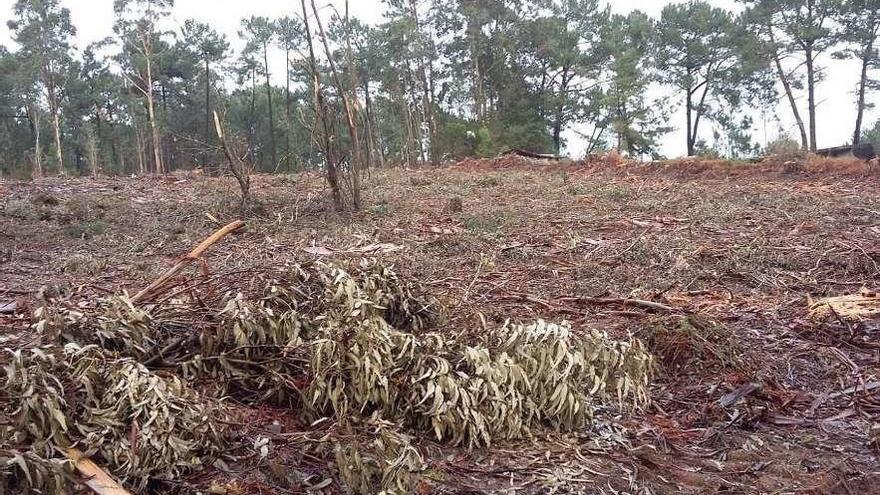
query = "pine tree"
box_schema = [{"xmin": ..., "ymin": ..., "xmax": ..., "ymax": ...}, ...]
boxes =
[
  {"xmin": 240, "ymin": 16, "xmax": 277, "ymax": 170},
  {"xmin": 837, "ymin": 0, "xmax": 880, "ymax": 145},
  {"xmin": 655, "ymin": 1, "xmax": 768, "ymax": 156},
  {"xmin": 183, "ymin": 19, "xmax": 229, "ymax": 169}
]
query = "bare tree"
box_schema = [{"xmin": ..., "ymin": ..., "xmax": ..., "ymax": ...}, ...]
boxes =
[
  {"xmin": 213, "ymin": 111, "xmax": 253, "ymax": 210},
  {"xmin": 300, "ymin": 0, "xmax": 343, "ymax": 211},
  {"xmin": 311, "ymin": 0, "xmax": 363, "ymax": 210}
]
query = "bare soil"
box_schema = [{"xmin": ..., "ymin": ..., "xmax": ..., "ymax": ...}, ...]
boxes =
[{"xmin": 2, "ymin": 157, "xmax": 879, "ymax": 494}]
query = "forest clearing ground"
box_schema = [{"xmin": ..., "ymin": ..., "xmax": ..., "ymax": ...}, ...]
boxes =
[{"xmin": 1, "ymin": 158, "xmax": 879, "ymax": 493}]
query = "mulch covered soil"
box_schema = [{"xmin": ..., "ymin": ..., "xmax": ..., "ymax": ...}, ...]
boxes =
[{"xmin": 2, "ymin": 157, "xmax": 879, "ymax": 493}]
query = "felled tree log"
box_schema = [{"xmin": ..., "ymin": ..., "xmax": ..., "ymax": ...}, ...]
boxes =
[{"xmin": 499, "ymin": 148, "xmax": 561, "ymax": 160}]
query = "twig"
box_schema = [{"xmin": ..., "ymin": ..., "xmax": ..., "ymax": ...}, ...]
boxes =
[
  {"xmin": 455, "ymin": 256, "xmax": 485, "ymax": 311},
  {"xmin": 0, "ymin": 288, "xmax": 32, "ymax": 295}
]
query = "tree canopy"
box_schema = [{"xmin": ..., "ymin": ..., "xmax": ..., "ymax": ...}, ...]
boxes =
[{"xmin": 0, "ymin": 0, "xmax": 875, "ymax": 179}]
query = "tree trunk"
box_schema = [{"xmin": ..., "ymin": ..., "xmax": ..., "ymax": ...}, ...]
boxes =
[
  {"xmin": 214, "ymin": 111, "xmax": 250, "ymax": 209},
  {"xmin": 263, "ymin": 42, "xmax": 278, "ymax": 170},
  {"xmin": 145, "ymin": 54, "xmax": 163, "ymax": 173},
  {"xmin": 363, "ymin": 78, "xmax": 382, "ymax": 167},
  {"xmin": 108, "ymin": 114, "xmax": 120, "ymax": 174},
  {"xmin": 313, "ymin": 0, "xmax": 361, "ymax": 210},
  {"xmin": 135, "ymin": 123, "xmax": 145, "ymax": 175},
  {"xmin": 249, "ymin": 65, "xmax": 256, "ymax": 161},
  {"xmin": 552, "ymin": 114, "xmax": 563, "ymax": 156},
  {"xmin": 409, "ymin": 0, "xmax": 437, "ymax": 164},
  {"xmin": 44, "ymin": 68, "xmax": 64, "ymax": 174},
  {"xmin": 86, "ymin": 126, "xmax": 99, "ymax": 177},
  {"xmin": 301, "ymin": 0, "xmax": 342, "ymax": 211},
  {"xmin": 616, "ymin": 90, "xmax": 624, "ymax": 152},
  {"xmin": 30, "ymin": 105, "xmax": 43, "ymax": 178},
  {"xmin": 686, "ymin": 89, "xmax": 694, "ymax": 156},
  {"xmin": 51, "ymin": 102, "xmax": 63, "ymax": 175},
  {"xmin": 768, "ymin": 26, "xmax": 808, "ymax": 150},
  {"xmin": 805, "ymin": 45, "xmax": 817, "ymax": 151},
  {"xmin": 853, "ymin": 47, "xmax": 872, "ymax": 145},
  {"xmin": 467, "ymin": 22, "xmax": 485, "ymax": 121},
  {"xmin": 160, "ymin": 82, "xmax": 174, "ymax": 172},
  {"xmin": 552, "ymin": 67, "xmax": 570, "ymax": 156},
  {"xmin": 285, "ymin": 48, "xmax": 292, "ymax": 171},
  {"xmin": 205, "ymin": 58, "xmax": 211, "ymax": 170}
]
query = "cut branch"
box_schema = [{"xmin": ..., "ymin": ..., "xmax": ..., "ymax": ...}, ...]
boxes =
[
  {"xmin": 67, "ymin": 448, "xmax": 133, "ymax": 495},
  {"xmin": 131, "ymin": 220, "xmax": 245, "ymax": 304}
]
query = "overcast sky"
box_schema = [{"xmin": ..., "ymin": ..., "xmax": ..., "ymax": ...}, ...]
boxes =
[{"xmin": 0, "ymin": 0, "xmax": 874, "ymax": 158}]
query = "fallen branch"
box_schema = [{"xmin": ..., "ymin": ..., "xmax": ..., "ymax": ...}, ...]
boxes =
[
  {"xmin": 827, "ymin": 380, "xmax": 880, "ymax": 399},
  {"xmin": 0, "ymin": 287, "xmax": 32, "ymax": 295},
  {"xmin": 558, "ymin": 296, "xmax": 677, "ymax": 313},
  {"xmin": 502, "ymin": 292, "xmax": 679, "ymax": 314},
  {"xmin": 719, "ymin": 382, "xmax": 762, "ymax": 407},
  {"xmin": 131, "ymin": 220, "xmax": 245, "ymax": 304},
  {"xmin": 499, "ymin": 148, "xmax": 560, "ymax": 160},
  {"xmin": 67, "ymin": 448, "xmax": 132, "ymax": 495}
]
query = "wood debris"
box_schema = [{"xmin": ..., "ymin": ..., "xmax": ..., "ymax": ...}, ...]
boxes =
[{"xmin": 808, "ymin": 288, "xmax": 880, "ymax": 322}]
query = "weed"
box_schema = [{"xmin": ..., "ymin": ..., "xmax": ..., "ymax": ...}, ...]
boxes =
[
  {"xmin": 568, "ymin": 185, "xmax": 586, "ymax": 196},
  {"xmin": 621, "ymin": 238, "xmax": 653, "ymax": 265},
  {"xmin": 464, "ymin": 213, "xmax": 504, "ymax": 234},
  {"xmin": 559, "ymin": 171, "xmax": 571, "ymax": 184},
  {"xmin": 409, "ymin": 176, "xmax": 432, "ymax": 187},
  {"xmin": 370, "ymin": 201, "xmax": 392, "ymax": 216},
  {"xmin": 57, "ymin": 197, "xmax": 106, "ymax": 224},
  {"xmin": 58, "ymin": 253, "xmax": 108, "ymax": 274},
  {"xmin": 445, "ymin": 196, "xmax": 463, "ymax": 213},
  {"xmin": 599, "ymin": 185, "xmax": 633, "ymax": 201},
  {"xmin": 474, "ymin": 175, "xmax": 502, "ymax": 188},
  {"xmin": 1, "ymin": 198, "xmax": 39, "ymax": 220},
  {"xmin": 277, "ymin": 174, "xmax": 298, "ymax": 186},
  {"xmin": 64, "ymin": 219, "xmax": 108, "ymax": 239}
]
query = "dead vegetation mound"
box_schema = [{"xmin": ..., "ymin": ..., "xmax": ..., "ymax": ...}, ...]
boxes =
[
  {"xmin": 1, "ymin": 225, "xmax": 654, "ymax": 494},
  {"xmin": 1, "ymin": 345, "xmax": 227, "ymax": 494}
]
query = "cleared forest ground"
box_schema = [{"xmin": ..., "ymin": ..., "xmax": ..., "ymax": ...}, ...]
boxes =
[{"xmin": 2, "ymin": 157, "xmax": 880, "ymax": 494}]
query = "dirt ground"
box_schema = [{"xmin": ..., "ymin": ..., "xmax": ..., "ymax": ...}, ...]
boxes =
[{"xmin": 2, "ymin": 157, "xmax": 879, "ymax": 494}]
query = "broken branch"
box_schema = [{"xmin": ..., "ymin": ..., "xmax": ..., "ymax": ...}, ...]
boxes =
[
  {"xmin": 67, "ymin": 448, "xmax": 132, "ymax": 495},
  {"xmin": 131, "ymin": 220, "xmax": 245, "ymax": 304}
]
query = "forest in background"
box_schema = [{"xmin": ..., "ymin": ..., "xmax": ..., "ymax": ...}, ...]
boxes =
[{"xmin": 1, "ymin": 0, "xmax": 879, "ymax": 181}]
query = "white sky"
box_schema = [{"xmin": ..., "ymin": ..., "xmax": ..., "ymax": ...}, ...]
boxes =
[{"xmin": 0, "ymin": 0, "xmax": 874, "ymax": 158}]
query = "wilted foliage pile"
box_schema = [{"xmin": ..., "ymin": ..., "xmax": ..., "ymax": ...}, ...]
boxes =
[
  {"xmin": 3, "ymin": 258, "xmax": 654, "ymax": 494},
  {"xmin": 308, "ymin": 318, "xmax": 652, "ymax": 448},
  {"xmin": 334, "ymin": 416, "xmax": 426, "ymax": 494},
  {"xmin": 0, "ymin": 344, "xmax": 227, "ymax": 494}
]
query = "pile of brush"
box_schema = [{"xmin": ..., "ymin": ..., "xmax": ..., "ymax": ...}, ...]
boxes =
[{"xmin": 2, "ymin": 250, "xmax": 654, "ymax": 494}]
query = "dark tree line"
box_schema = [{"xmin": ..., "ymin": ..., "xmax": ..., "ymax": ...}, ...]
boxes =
[{"xmin": 1, "ymin": 0, "xmax": 879, "ymax": 185}]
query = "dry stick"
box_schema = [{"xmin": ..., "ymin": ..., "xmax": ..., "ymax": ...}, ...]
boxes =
[
  {"xmin": 131, "ymin": 220, "xmax": 245, "ymax": 304},
  {"xmin": 67, "ymin": 448, "xmax": 132, "ymax": 495},
  {"xmin": 558, "ymin": 296, "xmax": 677, "ymax": 313}
]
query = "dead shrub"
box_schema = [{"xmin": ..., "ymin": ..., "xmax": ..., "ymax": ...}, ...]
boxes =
[{"xmin": 645, "ymin": 315, "xmax": 748, "ymax": 374}]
